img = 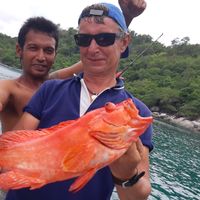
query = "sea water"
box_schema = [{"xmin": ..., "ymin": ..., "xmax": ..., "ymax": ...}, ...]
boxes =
[{"xmin": 0, "ymin": 64, "xmax": 200, "ymax": 200}]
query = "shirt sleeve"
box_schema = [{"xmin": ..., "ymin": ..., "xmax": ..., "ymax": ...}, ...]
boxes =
[{"xmin": 23, "ymin": 81, "xmax": 50, "ymax": 120}]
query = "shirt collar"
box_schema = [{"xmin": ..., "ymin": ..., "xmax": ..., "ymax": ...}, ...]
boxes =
[{"xmin": 74, "ymin": 72, "xmax": 124, "ymax": 91}]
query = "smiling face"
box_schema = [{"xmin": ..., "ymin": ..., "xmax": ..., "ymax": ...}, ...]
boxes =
[
  {"xmin": 78, "ymin": 17, "xmax": 130, "ymax": 76},
  {"xmin": 16, "ymin": 29, "xmax": 56, "ymax": 79}
]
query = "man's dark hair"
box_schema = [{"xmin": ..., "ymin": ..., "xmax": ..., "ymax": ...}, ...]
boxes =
[{"xmin": 18, "ymin": 17, "xmax": 59, "ymax": 50}]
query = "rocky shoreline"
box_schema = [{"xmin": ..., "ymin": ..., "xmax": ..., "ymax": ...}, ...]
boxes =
[
  {"xmin": 153, "ymin": 112, "xmax": 200, "ymax": 133},
  {"xmin": 0, "ymin": 190, "xmax": 6, "ymax": 200}
]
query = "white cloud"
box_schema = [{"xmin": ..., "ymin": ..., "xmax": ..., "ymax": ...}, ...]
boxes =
[
  {"xmin": 0, "ymin": 0, "xmax": 199, "ymax": 46},
  {"xmin": 131, "ymin": 0, "xmax": 200, "ymax": 45}
]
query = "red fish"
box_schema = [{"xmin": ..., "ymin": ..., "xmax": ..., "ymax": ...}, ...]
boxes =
[{"xmin": 0, "ymin": 98, "xmax": 153, "ymax": 192}]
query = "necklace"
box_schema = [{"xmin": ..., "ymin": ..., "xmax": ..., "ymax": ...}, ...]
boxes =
[
  {"xmin": 86, "ymin": 87, "xmax": 99, "ymax": 96},
  {"xmin": 86, "ymin": 86, "xmax": 99, "ymax": 101}
]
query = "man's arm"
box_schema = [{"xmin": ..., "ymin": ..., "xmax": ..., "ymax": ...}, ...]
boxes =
[
  {"xmin": 118, "ymin": 0, "xmax": 147, "ymax": 26},
  {"xmin": 110, "ymin": 139, "xmax": 151, "ymax": 200},
  {"xmin": 13, "ymin": 112, "xmax": 40, "ymax": 130},
  {"xmin": 49, "ymin": 61, "xmax": 83, "ymax": 80},
  {"xmin": 0, "ymin": 103, "xmax": 2, "ymax": 112},
  {"xmin": 0, "ymin": 80, "xmax": 11, "ymax": 112}
]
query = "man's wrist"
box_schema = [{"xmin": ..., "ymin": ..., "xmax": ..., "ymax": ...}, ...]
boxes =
[
  {"xmin": 123, "ymin": 12, "xmax": 133, "ymax": 27},
  {"xmin": 112, "ymin": 170, "xmax": 145, "ymax": 188}
]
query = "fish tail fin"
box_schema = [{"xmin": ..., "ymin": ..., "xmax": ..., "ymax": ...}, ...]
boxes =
[{"xmin": 69, "ymin": 168, "xmax": 96, "ymax": 192}]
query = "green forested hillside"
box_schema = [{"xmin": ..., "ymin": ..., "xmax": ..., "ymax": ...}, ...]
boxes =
[{"xmin": 0, "ymin": 28, "xmax": 200, "ymax": 120}]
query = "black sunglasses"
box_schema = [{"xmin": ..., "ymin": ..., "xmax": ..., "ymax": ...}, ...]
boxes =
[{"xmin": 74, "ymin": 32, "xmax": 124, "ymax": 47}]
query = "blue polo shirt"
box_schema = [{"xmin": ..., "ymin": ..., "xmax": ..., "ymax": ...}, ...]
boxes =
[{"xmin": 6, "ymin": 74, "xmax": 153, "ymax": 200}]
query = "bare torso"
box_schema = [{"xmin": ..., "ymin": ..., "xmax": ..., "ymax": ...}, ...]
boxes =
[{"xmin": 0, "ymin": 77, "xmax": 41, "ymax": 132}]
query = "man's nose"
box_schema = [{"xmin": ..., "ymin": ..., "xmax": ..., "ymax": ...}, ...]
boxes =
[
  {"xmin": 36, "ymin": 49, "xmax": 45, "ymax": 61},
  {"xmin": 87, "ymin": 39, "xmax": 100, "ymax": 52}
]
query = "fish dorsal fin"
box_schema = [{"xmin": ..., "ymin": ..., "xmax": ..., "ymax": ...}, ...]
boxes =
[
  {"xmin": 0, "ymin": 129, "xmax": 51, "ymax": 149},
  {"xmin": 44, "ymin": 119, "xmax": 75, "ymax": 132},
  {"xmin": 0, "ymin": 119, "xmax": 76, "ymax": 149}
]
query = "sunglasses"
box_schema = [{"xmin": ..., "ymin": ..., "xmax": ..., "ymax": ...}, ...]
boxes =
[{"xmin": 74, "ymin": 32, "xmax": 124, "ymax": 47}]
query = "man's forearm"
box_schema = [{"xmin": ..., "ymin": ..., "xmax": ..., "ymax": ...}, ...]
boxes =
[{"xmin": 116, "ymin": 176, "xmax": 151, "ymax": 200}]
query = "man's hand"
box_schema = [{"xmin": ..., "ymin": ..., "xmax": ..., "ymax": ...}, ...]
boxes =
[
  {"xmin": 118, "ymin": 0, "xmax": 147, "ymax": 26},
  {"xmin": 109, "ymin": 139, "xmax": 144, "ymax": 179}
]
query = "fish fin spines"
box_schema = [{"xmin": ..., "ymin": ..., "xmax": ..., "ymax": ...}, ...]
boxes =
[
  {"xmin": 0, "ymin": 130, "xmax": 51, "ymax": 149},
  {"xmin": 69, "ymin": 168, "xmax": 97, "ymax": 192},
  {"xmin": 44, "ymin": 119, "xmax": 75, "ymax": 132}
]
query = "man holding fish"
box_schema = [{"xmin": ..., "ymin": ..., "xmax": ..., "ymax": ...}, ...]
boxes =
[
  {"xmin": 1, "ymin": 1, "xmax": 152, "ymax": 199},
  {"xmin": 0, "ymin": 1, "xmax": 152, "ymax": 200}
]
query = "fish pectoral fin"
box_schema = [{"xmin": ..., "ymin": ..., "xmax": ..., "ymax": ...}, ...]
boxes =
[
  {"xmin": 0, "ymin": 171, "xmax": 45, "ymax": 190},
  {"xmin": 62, "ymin": 145, "xmax": 94, "ymax": 173},
  {"xmin": 90, "ymin": 131, "xmax": 130, "ymax": 150},
  {"xmin": 69, "ymin": 168, "xmax": 97, "ymax": 192}
]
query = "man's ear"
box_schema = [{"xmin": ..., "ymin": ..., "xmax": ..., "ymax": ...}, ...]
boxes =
[
  {"xmin": 120, "ymin": 33, "xmax": 131, "ymax": 54},
  {"xmin": 16, "ymin": 43, "xmax": 22, "ymax": 58}
]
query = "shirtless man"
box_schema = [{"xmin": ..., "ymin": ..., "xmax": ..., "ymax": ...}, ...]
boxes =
[
  {"xmin": 0, "ymin": 0, "xmax": 146, "ymax": 133},
  {"xmin": 0, "ymin": 17, "xmax": 82, "ymax": 133}
]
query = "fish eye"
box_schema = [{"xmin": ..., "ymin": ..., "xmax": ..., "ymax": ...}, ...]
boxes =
[{"xmin": 105, "ymin": 102, "xmax": 116, "ymax": 112}]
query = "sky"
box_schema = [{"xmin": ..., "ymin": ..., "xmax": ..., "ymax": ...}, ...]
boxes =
[{"xmin": 0, "ymin": 0, "xmax": 199, "ymax": 46}]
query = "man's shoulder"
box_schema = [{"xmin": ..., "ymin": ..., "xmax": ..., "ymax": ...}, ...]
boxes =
[
  {"xmin": 0, "ymin": 78, "xmax": 16, "ymax": 85},
  {"xmin": 38, "ymin": 78, "xmax": 78, "ymax": 95},
  {"xmin": 43, "ymin": 77, "xmax": 77, "ymax": 88},
  {"xmin": 0, "ymin": 79, "xmax": 18, "ymax": 92}
]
